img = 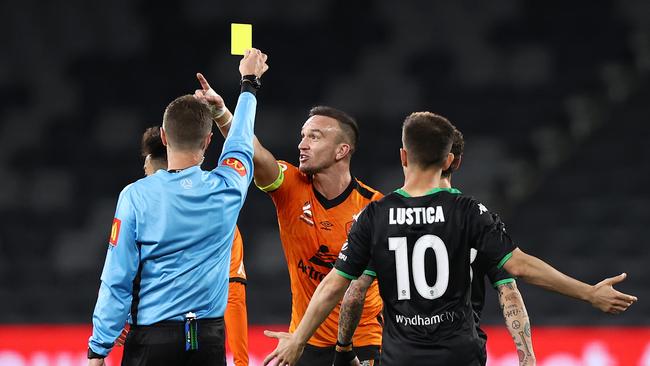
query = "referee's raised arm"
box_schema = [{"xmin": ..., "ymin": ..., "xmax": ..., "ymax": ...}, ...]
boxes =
[
  {"xmin": 194, "ymin": 52, "xmax": 280, "ymax": 191},
  {"xmin": 215, "ymin": 49, "xmax": 269, "ymax": 190}
]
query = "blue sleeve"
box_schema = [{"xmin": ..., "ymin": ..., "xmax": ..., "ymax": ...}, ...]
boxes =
[
  {"xmin": 214, "ymin": 91, "xmax": 257, "ymax": 198},
  {"xmin": 88, "ymin": 186, "xmax": 140, "ymax": 356}
]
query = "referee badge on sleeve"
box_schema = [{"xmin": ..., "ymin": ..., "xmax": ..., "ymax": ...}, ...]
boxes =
[
  {"xmin": 109, "ymin": 218, "xmax": 121, "ymax": 246},
  {"xmin": 221, "ymin": 157, "xmax": 247, "ymax": 176}
]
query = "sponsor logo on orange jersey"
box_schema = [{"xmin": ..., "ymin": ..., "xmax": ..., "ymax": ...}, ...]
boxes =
[
  {"xmin": 221, "ymin": 158, "xmax": 247, "ymax": 176},
  {"xmin": 109, "ymin": 218, "xmax": 121, "ymax": 246}
]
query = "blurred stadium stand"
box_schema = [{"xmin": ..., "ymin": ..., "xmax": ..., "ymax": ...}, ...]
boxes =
[{"xmin": 0, "ymin": 0, "xmax": 647, "ymax": 326}]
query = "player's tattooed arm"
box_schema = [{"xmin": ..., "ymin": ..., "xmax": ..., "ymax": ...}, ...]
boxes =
[
  {"xmin": 194, "ymin": 73, "xmax": 280, "ymax": 186},
  {"xmin": 498, "ymin": 282, "xmax": 536, "ymax": 366},
  {"xmin": 338, "ymin": 274, "xmax": 373, "ymax": 344}
]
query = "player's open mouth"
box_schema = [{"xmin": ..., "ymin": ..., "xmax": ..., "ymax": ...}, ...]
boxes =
[{"xmin": 299, "ymin": 154, "xmax": 309, "ymax": 162}]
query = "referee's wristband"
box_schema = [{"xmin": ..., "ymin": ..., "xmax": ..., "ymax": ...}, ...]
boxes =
[{"xmin": 87, "ymin": 348, "xmax": 106, "ymax": 359}]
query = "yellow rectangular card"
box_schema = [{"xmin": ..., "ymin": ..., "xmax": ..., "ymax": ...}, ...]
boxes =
[{"xmin": 231, "ymin": 23, "xmax": 252, "ymax": 55}]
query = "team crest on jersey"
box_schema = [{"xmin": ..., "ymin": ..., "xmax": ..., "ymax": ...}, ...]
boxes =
[
  {"xmin": 300, "ymin": 201, "xmax": 314, "ymax": 226},
  {"xmin": 221, "ymin": 158, "xmax": 247, "ymax": 176},
  {"xmin": 109, "ymin": 218, "xmax": 121, "ymax": 246}
]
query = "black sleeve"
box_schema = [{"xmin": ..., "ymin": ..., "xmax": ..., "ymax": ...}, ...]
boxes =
[
  {"xmin": 485, "ymin": 262, "xmax": 515, "ymax": 289},
  {"xmin": 467, "ymin": 202, "xmax": 517, "ymax": 270},
  {"xmin": 335, "ymin": 204, "xmax": 374, "ymax": 280}
]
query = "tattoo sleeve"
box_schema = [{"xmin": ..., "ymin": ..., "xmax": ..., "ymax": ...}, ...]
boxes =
[
  {"xmin": 497, "ymin": 281, "xmax": 536, "ymax": 366},
  {"xmin": 338, "ymin": 274, "xmax": 373, "ymax": 344}
]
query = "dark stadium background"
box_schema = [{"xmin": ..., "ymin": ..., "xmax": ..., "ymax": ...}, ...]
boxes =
[{"xmin": 1, "ymin": 0, "xmax": 649, "ymax": 363}]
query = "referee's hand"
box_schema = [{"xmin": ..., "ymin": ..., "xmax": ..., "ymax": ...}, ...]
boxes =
[{"xmin": 239, "ymin": 48, "xmax": 269, "ymax": 78}]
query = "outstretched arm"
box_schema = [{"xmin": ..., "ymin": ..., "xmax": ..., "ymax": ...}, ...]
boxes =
[
  {"xmin": 497, "ymin": 281, "xmax": 535, "ymax": 366},
  {"xmin": 194, "ymin": 72, "xmax": 280, "ymax": 187},
  {"xmin": 263, "ymin": 271, "xmax": 351, "ymax": 366},
  {"xmin": 503, "ymin": 248, "xmax": 637, "ymax": 313}
]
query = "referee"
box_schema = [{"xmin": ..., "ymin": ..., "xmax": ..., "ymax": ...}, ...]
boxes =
[{"xmin": 87, "ymin": 49, "xmax": 268, "ymax": 366}]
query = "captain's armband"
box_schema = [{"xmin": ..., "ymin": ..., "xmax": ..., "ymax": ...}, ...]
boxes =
[{"xmin": 255, "ymin": 162, "xmax": 285, "ymax": 192}]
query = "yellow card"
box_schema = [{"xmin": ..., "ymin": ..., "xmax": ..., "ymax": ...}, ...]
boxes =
[{"xmin": 231, "ymin": 23, "xmax": 252, "ymax": 55}]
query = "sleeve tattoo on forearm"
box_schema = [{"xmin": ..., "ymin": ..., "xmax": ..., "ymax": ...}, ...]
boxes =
[
  {"xmin": 498, "ymin": 283, "xmax": 535, "ymax": 365},
  {"xmin": 338, "ymin": 275, "xmax": 371, "ymax": 344}
]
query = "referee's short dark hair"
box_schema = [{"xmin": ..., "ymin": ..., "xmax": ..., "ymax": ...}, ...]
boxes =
[
  {"xmin": 402, "ymin": 112, "xmax": 455, "ymax": 169},
  {"xmin": 163, "ymin": 95, "xmax": 212, "ymax": 151},
  {"xmin": 309, "ymin": 106, "xmax": 359, "ymax": 154},
  {"xmin": 141, "ymin": 126, "xmax": 167, "ymax": 161}
]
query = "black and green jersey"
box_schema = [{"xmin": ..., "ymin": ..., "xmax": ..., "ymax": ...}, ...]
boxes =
[{"xmin": 335, "ymin": 188, "xmax": 516, "ymax": 366}]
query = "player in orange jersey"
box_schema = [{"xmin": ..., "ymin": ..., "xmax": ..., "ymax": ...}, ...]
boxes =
[
  {"xmin": 139, "ymin": 126, "xmax": 249, "ymax": 366},
  {"xmin": 195, "ymin": 73, "xmax": 383, "ymax": 365}
]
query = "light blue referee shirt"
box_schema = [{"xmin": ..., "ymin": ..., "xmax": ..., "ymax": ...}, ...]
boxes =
[{"xmin": 88, "ymin": 91, "xmax": 257, "ymax": 357}]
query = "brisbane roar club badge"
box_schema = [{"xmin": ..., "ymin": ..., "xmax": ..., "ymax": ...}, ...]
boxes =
[
  {"xmin": 221, "ymin": 158, "xmax": 247, "ymax": 177},
  {"xmin": 109, "ymin": 218, "xmax": 121, "ymax": 246}
]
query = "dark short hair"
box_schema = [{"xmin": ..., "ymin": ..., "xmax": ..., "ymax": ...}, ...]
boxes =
[
  {"xmin": 402, "ymin": 112, "xmax": 455, "ymax": 169},
  {"xmin": 441, "ymin": 127, "xmax": 464, "ymax": 178},
  {"xmin": 141, "ymin": 126, "xmax": 167, "ymax": 161},
  {"xmin": 162, "ymin": 95, "xmax": 212, "ymax": 151},
  {"xmin": 308, "ymin": 106, "xmax": 359, "ymax": 153}
]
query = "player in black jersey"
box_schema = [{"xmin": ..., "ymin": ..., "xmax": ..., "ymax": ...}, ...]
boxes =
[
  {"xmin": 441, "ymin": 128, "xmax": 534, "ymax": 365},
  {"xmin": 331, "ymin": 127, "xmax": 534, "ymax": 366},
  {"xmin": 263, "ymin": 112, "xmax": 637, "ymax": 366}
]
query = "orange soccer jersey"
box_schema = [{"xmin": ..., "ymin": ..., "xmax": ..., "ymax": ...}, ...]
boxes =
[
  {"xmin": 225, "ymin": 227, "xmax": 248, "ymax": 366},
  {"xmin": 260, "ymin": 161, "xmax": 384, "ymax": 348}
]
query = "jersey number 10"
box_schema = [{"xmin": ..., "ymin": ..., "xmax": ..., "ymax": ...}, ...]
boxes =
[{"xmin": 388, "ymin": 235, "xmax": 450, "ymax": 300}]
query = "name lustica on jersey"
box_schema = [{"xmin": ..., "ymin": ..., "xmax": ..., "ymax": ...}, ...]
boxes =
[{"xmin": 389, "ymin": 206, "xmax": 445, "ymax": 225}]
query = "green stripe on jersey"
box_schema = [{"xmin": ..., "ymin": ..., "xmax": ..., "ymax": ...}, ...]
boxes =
[
  {"xmin": 363, "ymin": 269, "xmax": 377, "ymax": 277},
  {"xmin": 394, "ymin": 187, "xmax": 462, "ymax": 197},
  {"xmin": 497, "ymin": 252, "xmax": 513, "ymax": 269},
  {"xmin": 492, "ymin": 278, "xmax": 515, "ymax": 288},
  {"xmin": 336, "ymin": 269, "xmax": 357, "ymax": 280}
]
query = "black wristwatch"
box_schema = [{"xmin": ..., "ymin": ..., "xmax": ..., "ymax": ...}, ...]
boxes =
[
  {"xmin": 87, "ymin": 348, "xmax": 105, "ymax": 359},
  {"xmin": 241, "ymin": 74, "xmax": 261, "ymax": 89}
]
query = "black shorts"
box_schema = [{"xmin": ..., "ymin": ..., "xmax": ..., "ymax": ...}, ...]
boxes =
[
  {"xmin": 121, "ymin": 318, "xmax": 225, "ymax": 366},
  {"xmin": 297, "ymin": 344, "xmax": 381, "ymax": 366}
]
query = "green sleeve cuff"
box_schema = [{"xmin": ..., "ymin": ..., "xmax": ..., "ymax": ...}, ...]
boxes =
[
  {"xmin": 497, "ymin": 251, "xmax": 513, "ymax": 269},
  {"xmin": 363, "ymin": 269, "xmax": 377, "ymax": 277},
  {"xmin": 336, "ymin": 269, "xmax": 358, "ymax": 280},
  {"xmin": 255, "ymin": 163, "xmax": 284, "ymax": 192},
  {"xmin": 492, "ymin": 278, "xmax": 515, "ymax": 288}
]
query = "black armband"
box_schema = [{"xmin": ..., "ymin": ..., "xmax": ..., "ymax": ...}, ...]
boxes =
[{"xmin": 240, "ymin": 75, "xmax": 260, "ymax": 95}]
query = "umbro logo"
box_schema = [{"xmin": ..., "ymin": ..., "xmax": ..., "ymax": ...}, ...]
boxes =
[{"xmin": 320, "ymin": 221, "xmax": 334, "ymax": 231}]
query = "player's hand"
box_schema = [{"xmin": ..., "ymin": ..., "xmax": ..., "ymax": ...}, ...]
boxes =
[
  {"xmin": 194, "ymin": 73, "xmax": 225, "ymax": 110},
  {"xmin": 114, "ymin": 324, "xmax": 129, "ymax": 346},
  {"xmin": 263, "ymin": 330, "xmax": 304, "ymax": 366},
  {"xmin": 589, "ymin": 273, "xmax": 638, "ymax": 314},
  {"xmin": 239, "ymin": 48, "xmax": 269, "ymax": 78},
  {"xmin": 88, "ymin": 359, "xmax": 105, "ymax": 366}
]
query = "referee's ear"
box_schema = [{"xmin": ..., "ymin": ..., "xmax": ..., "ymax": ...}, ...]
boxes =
[{"xmin": 160, "ymin": 127, "xmax": 169, "ymax": 147}]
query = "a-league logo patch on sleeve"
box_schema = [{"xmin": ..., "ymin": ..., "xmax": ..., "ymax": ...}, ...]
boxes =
[
  {"xmin": 109, "ymin": 218, "xmax": 121, "ymax": 246},
  {"xmin": 221, "ymin": 158, "xmax": 247, "ymax": 177}
]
